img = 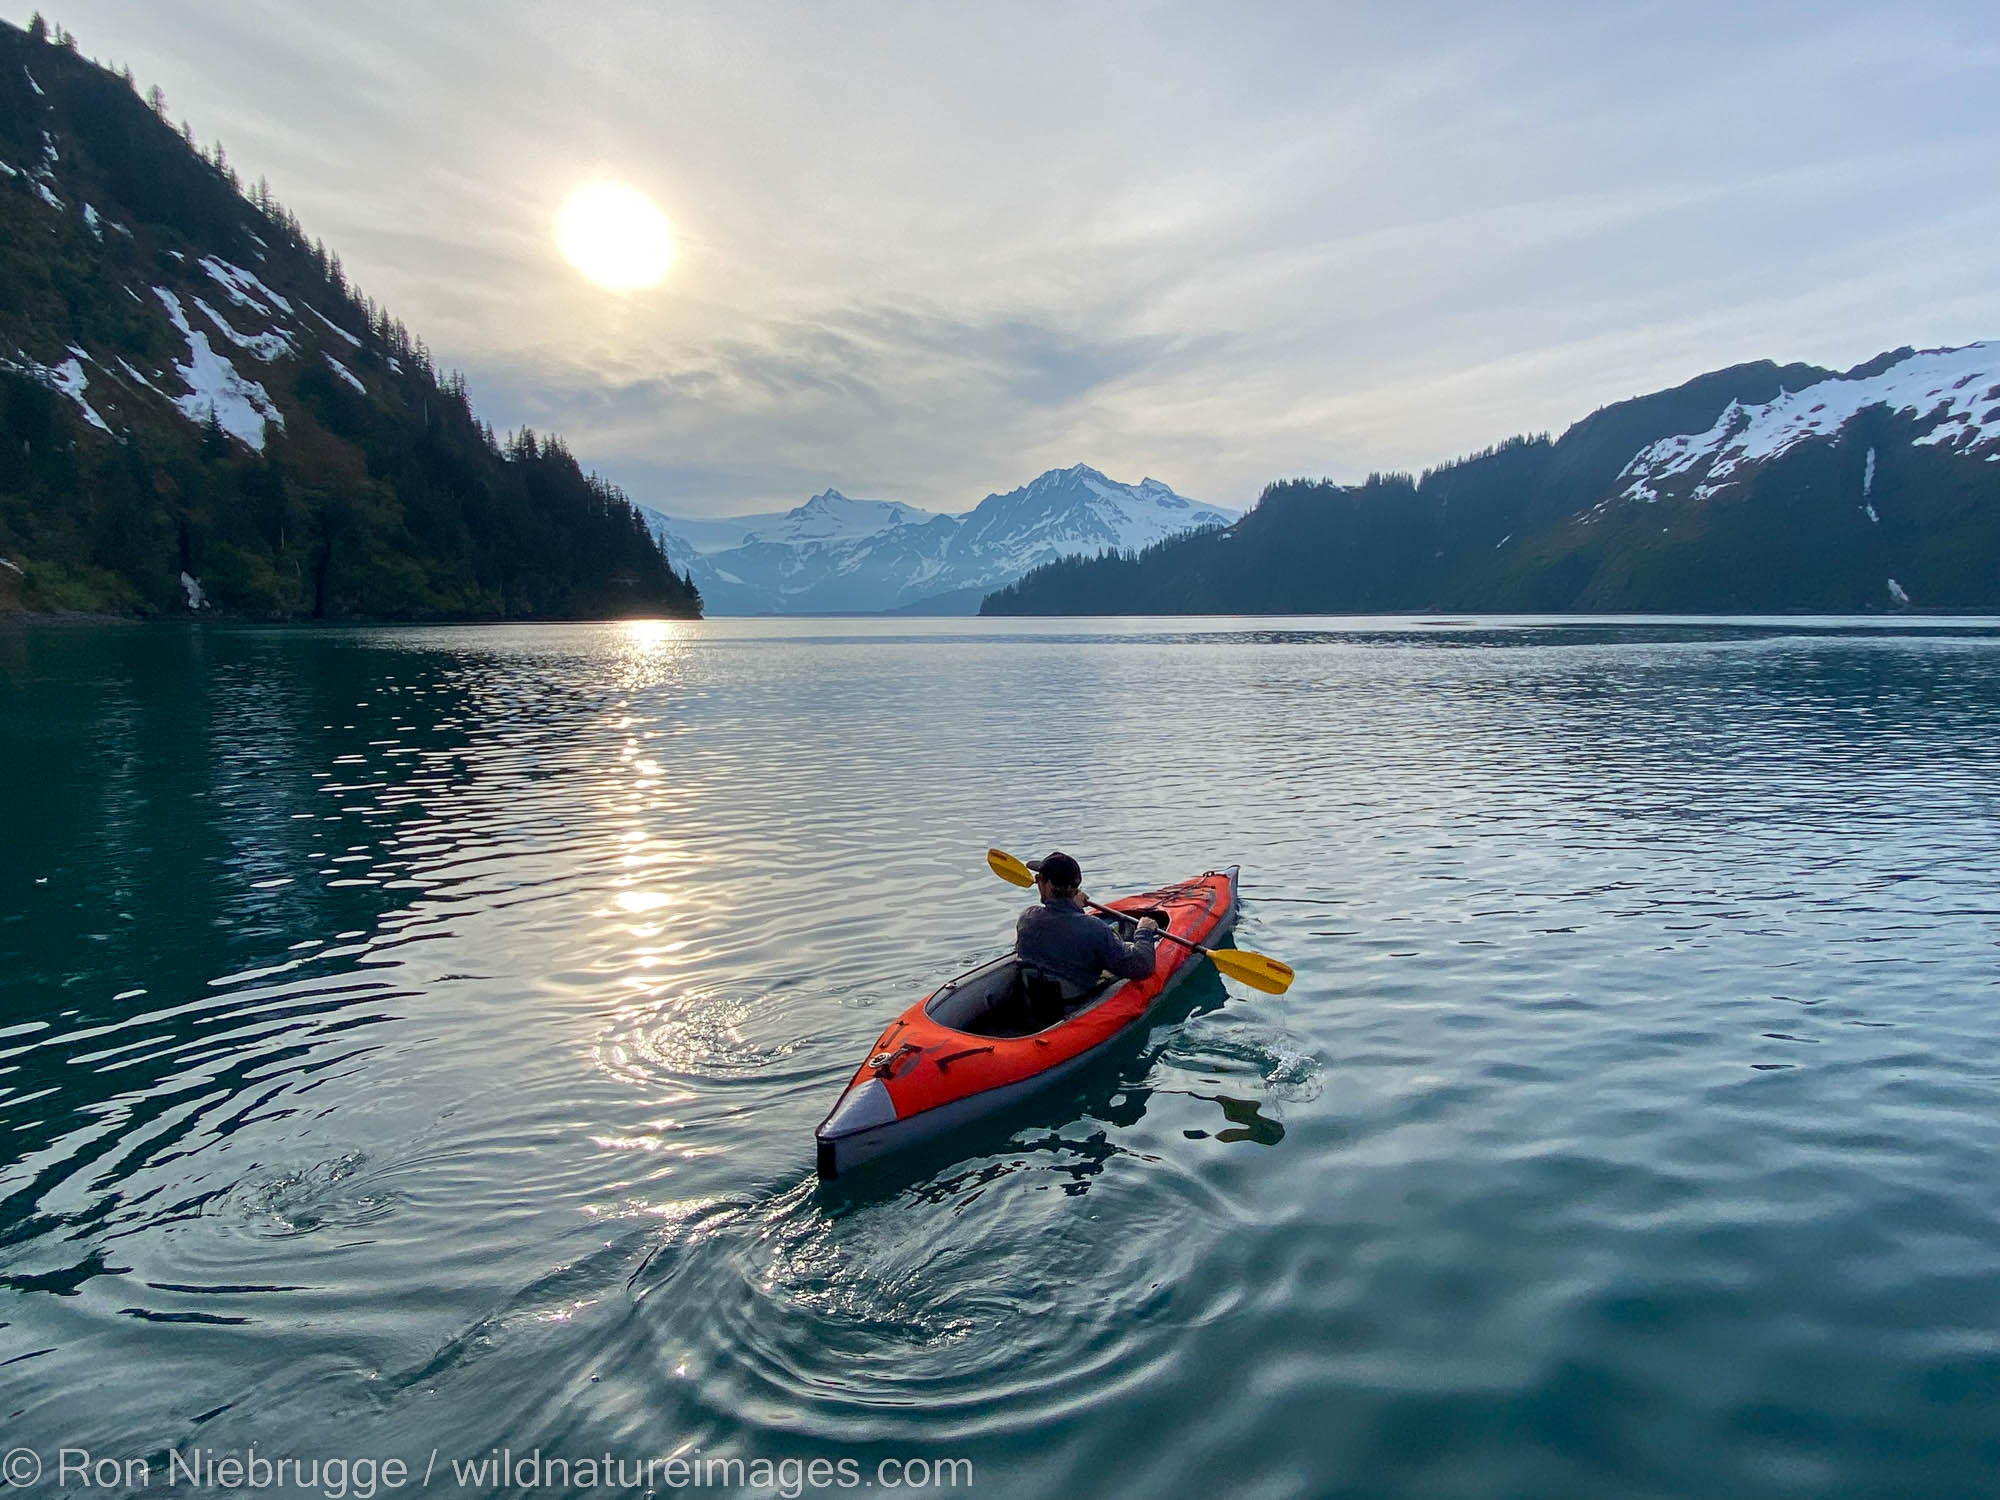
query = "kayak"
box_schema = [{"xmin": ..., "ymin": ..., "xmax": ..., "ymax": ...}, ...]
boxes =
[{"xmin": 815, "ymin": 865, "xmax": 1240, "ymax": 1179}]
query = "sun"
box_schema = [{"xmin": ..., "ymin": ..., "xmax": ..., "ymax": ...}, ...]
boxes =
[{"xmin": 557, "ymin": 182, "xmax": 674, "ymax": 292}]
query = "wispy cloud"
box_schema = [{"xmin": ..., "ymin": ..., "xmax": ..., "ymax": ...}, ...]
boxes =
[
  {"xmin": 43, "ymin": 0, "xmax": 2000, "ymax": 515},
  {"xmin": 470, "ymin": 301, "xmax": 1198, "ymax": 510}
]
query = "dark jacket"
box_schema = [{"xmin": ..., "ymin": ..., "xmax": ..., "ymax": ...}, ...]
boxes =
[{"xmin": 1015, "ymin": 897, "xmax": 1159, "ymax": 993}]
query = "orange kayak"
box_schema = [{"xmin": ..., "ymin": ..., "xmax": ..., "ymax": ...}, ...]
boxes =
[{"xmin": 816, "ymin": 865, "xmax": 1239, "ymax": 1178}]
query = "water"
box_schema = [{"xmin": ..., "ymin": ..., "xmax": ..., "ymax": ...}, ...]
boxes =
[{"xmin": 4, "ymin": 615, "xmax": 2000, "ymax": 1499}]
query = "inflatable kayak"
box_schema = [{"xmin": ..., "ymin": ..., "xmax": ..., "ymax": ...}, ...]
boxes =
[{"xmin": 816, "ymin": 865, "xmax": 1240, "ymax": 1179}]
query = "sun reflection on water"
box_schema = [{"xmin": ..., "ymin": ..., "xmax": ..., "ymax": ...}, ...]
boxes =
[{"xmin": 614, "ymin": 890, "xmax": 674, "ymax": 914}]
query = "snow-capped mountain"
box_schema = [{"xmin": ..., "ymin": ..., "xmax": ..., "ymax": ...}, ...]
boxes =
[
  {"xmin": 956, "ymin": 467, "xmax": 1236, "ymax": 558},
  {"xmin": 646, "ymin": 491, "xmax": 935, "ymax": 560},
  {"xmin": 644, "ymin": 467, "xmax": 1237, "ymax": 613},
  {"xmin": 1610, "ymin": 343, "xmax": 2000, "ymax": 508},
  {"xmin": 657, "ymin": 511, "xmax": 791, "ymax": 556},
  {"xmin": 742, "ymin": 490, "xmax": 940, "ymax": 547}
]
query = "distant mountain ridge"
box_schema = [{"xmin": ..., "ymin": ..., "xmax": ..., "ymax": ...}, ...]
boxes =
[
  {"xmin": 741, "ymin": 489, "xmax": 939, "ymax": 548},
  {"xmin": 984, "ymin": 344, "xmax": 2000, "ymax": 615},
  {"xmin": 644, "ymin": 466, "xmax": 1237, "ymax": 613},
  {"xmin": 0, "ymin": 19, "xmax": 698, "ymax": 619}
]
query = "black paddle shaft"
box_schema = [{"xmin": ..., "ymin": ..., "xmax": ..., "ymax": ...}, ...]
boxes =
[{"xmin": 1085, "ymin": 901, "xmax": 1202, "ymax": 953}]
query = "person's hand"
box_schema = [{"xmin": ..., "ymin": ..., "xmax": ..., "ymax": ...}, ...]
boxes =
[
  {"xmin": 1136, "ymin": 916, "xmax": 1160, "ymax": 936},
  {"xmin": 1070, "ymin": 888, "xmax": 1090, "ymax": 910}
]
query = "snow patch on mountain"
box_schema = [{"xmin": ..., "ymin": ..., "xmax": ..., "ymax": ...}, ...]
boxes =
[
  {"xmin": 115, "ymin": 356, "xmax": 163, "ymax": 394},
  {"xmin": 152, "ymin": 287, "xmax": 285, "ymax": 450},
  {"xmin": 324, "ymin": 353, "xmax": 366, "ymax": 393},
  {"xmin": 3, "ymin": 348, "xmax": 111, "ymax": 431},
  {"xmin": 75, "ymin": 203, "xmax": 131, "ymax": 240},
  {"xmin": 200, "ymin": 255, "xmax": 293, "ymax": 317},
  {"xmin": 194, "ymin": 294, "xmax": 293, "ymax": 362},
  {"xmin": 22, "ymin": 127, "xmax": 61, "ymax": 209},
  {"xmin": 306, "ymin": 303, "xmax": 362, "ymax": 348},
  {"xmin": 1615, "ymin": 343, "xmax": 2000, "ymax": 505}
]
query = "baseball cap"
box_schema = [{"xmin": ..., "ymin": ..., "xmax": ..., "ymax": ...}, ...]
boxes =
[{"xmin": 1027, "ymin": 851, "xmax": 1082, "ymax": 889}]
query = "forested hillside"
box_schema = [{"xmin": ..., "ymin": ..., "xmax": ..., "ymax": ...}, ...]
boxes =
[
  {"xmin": 0, "ymin": 17, "xmax": 700, "ymax": 619},
  {"xmin": 984, "ymin": 348, "xmax": 2000, "ymax": 615}
]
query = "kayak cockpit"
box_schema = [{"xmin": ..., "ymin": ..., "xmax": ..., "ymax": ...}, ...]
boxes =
[{"xmin": 923, "ymin": 955, "xmax": 1119, "ymax": 1039}]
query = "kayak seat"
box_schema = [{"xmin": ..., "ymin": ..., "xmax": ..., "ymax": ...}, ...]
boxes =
[
  {"xmin": 961, "ymin": 966, "xmax": 1056, "ymax": 1037},
  {"xmin": 1020, "ymin": 965, "xmax": 1112, "ymax": 1027},
  {"xmin": 959, "ymin": 964, "xmax": 1103, "ymax": 1038},
  {"xmin": 1021, "ymin": 967, "xmax": 1070, "ymax": 1030}
]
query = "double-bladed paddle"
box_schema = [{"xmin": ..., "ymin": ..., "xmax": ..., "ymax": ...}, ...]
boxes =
[{"xmin": 987, "ymin": 847, "xmax": 1295, "ymax": 995}]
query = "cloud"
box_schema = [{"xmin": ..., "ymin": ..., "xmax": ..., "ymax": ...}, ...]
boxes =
[
  {"xmin": 462, "ymin": 299, "xmax": 1197, "ymax": 511},
  {"xmin": 47, "ymin": 0, "xmax": 2000, "ymax": 517}
]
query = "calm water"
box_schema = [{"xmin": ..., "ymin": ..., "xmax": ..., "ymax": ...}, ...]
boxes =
[{"xmin": 4, "ymin": 615, "xmax": 2000, "ymax": 1499}]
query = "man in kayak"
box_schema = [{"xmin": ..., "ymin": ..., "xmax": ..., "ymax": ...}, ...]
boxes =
[{"xmin": 1015, "ymin": 851, "xmax": 1160, "ymax": 1020}]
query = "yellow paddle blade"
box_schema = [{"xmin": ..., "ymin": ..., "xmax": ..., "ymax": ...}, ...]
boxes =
[
  {"xmin": 1208, "ymin": 946, "xmax": 1295, "ymax": 995},
  {"xmin": 987, "ymin": 847, "xmax": 1037, "ymax": 888}
]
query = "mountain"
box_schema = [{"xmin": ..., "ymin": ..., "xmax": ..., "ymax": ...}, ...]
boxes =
[
  {"xmin": 739, "ymin": 489, "xmax": 940, "ymax": 547},
  {"xmin": 649, "ymin": 510, "xmax": 792, "ymax": 556},
  {"xmin": 982, "ymin": 344, "xmax": 2000, "ymax": 615},
  {"xmin": 0, "ymin": 19, "xmax": 699, "ymax": 619},
  {"xmin": 645, "ymin": 467, "xmax": 1237, "ymax": 613}
]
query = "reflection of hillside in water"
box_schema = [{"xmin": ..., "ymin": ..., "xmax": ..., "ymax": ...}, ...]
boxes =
[
  {"xmin": 0, "ymin": 623, "xmax": 693, "ymax": 1254},
  {"xmin": 5, "ymin": 630, "xmax": 406, "ymax": 1215}
]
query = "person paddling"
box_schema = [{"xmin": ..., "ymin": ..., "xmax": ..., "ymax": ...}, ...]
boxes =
[{"xmin": 1015, "ymin": 851, "xmax": 1160, "ymax": 1019}]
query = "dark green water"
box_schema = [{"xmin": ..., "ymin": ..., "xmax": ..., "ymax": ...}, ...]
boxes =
[{"xmin": 4, "ymin": 616, "xmax": 2000, "ymax": 1498}]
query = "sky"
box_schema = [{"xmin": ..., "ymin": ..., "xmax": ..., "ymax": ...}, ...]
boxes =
[{"xmin": 27, "ymin": 1, "xmax": 2000, "ymax": 518}]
